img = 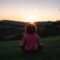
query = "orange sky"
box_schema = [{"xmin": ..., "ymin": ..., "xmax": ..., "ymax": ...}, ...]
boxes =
[{"xmin": 0, "ymin": 0, "xmax": 60, "ymax": 22}]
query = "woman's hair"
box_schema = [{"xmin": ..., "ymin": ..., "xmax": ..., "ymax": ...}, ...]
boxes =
[{"xmin": 25, "ymin": 24, "xmax": 37, "ymax": 34}]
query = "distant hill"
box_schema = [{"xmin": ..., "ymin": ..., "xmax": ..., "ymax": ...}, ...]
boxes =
[
  {"xmin": 0, "ymin": 20, "xmax": 60, "ymax": 27},
  {"xmin": 0, "ymin": 20, "xmax": 27, "ymax": 40},
  {"xmin": 0, "ymin": 20, "xmax": 26, "ymax": 27},
  {"xmin": 0, "ymin": 20, "xmax": 60, "ymax": 41}
]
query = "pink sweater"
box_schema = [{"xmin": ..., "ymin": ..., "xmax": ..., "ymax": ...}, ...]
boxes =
[{"xmin": 23, "ymin": 33, "xmax": 40, "ymax": 51}]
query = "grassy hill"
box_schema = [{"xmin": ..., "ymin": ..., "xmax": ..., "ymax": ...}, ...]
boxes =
[
  {"xmin": 0, "ymin": 20, "xmax": 60, "ymax": 40},
  {"xmin": 0, "ymin": 35, "xmax": 60, "ymax": 60}
]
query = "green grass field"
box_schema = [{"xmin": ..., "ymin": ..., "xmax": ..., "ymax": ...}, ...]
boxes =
[{"xmin": 0, "ymin": 35, "xmax": 60, "ymax": 60}]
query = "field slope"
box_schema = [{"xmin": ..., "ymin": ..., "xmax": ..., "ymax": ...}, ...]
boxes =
[{"xmin": 0, "ymin": 35, "xmax": 60, "ymax": 60}]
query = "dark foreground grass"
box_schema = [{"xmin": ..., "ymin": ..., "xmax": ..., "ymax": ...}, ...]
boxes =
[{"xmin": 0, "ymin": 35, "xmax": 60, "ymax": 60}]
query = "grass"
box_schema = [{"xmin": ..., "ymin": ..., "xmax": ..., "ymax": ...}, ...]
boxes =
[{"xmin": 0, "ymin": 35, "xmax": 60, "ymax": 60}]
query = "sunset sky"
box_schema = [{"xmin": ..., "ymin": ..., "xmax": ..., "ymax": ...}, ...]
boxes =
[{"xmin": 0, "ymin": 0, "xmax": 60, "ymax": 22}]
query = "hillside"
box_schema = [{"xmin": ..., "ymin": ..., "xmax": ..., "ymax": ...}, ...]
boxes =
[{"xmin": 0, "ymin": 20, "xmax": 60, "ymax": 40}]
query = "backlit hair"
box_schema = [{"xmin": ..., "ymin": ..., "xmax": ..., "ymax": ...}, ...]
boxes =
[{"xmin": 25, "ymin": 24, "xmax": 37, "ymax": 34}]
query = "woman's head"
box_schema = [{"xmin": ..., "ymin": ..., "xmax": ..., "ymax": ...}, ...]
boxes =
[{"xmin": 25, "ymin": 24, "xmax": 37, "ymax": 34}]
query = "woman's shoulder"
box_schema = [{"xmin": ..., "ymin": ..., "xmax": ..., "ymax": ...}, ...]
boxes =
[
  {"xmin": 34, "ymin": 33, "xmax": 39, "ymax": 36},
  {"xmin": 23, "ymin": 33, "xmax": 28, "ymax": 37},
  {"xmin": 23, "ymin": 33, "xmax": 31, "ymax": 37},
  {"xmin": 34, "ymin": 33, "xmax": 40, "ymax": 38}
]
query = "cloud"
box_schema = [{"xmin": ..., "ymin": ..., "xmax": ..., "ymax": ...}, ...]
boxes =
[
  {"xmin": 58, "ymin": 9, "xmax": 60, "ymax": 11},
  {"xmin": 38, "ymin": 8, "xmax": 42, "ymax": 10}
]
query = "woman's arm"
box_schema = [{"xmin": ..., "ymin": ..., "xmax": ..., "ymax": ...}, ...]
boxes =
[
  {"xmin": 37, "ymin": 37, "xmax": 40, "ymax": 46},
  {"xmin": 37, "ymin": 35, "xmax": 41, "ymax": 46},
  {"xmin": 23, "ymin": 35, "xmax": 26, "ymax": 47}
]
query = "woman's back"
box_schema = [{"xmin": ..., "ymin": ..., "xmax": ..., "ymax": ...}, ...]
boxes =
[{"xmin": 23, "ymin": 33, "xmax": 40, "ymax": 51}]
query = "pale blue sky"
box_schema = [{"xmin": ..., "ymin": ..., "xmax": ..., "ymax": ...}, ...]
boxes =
[{"xmin": 0, "ymin": 0, "xmax": 60, "ymax": 22}]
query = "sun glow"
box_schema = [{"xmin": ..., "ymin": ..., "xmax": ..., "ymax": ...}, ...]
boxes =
[
  {"xmin": 24, "ymin": 13, "xmax": 38, "ymax": 23},
  {"xmin": 26, "ymin": 15, "xmax": 37, "ymax": 24},
  {"xmin": 27, "ymin": 16, "xmax": 37, "ymax": 22}
]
